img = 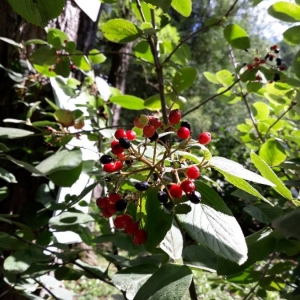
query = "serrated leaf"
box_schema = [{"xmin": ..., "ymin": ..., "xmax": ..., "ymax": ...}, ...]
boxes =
[
  {"xmin": 112, "ymin": 264, "xmax": 158, "ymax": 300},
  {"xmin": 133, "ymin": 264, "xmax": 192, "ymax": 300},
  {"xmin": 160, "ymin": 219, "xmax": 183, "ymax": 260},
  {"xmin": 178, "ymin": 181, "xmax": 248, "ymax": 264},
  {"xmin": 0, "ymin": 127, "xmax": 34, "ymax": 139},
  {"xmin": 172, "ymin": 67, "xmax": 197, "ymax": 92},
  {"xmin": 0, "ymin": 168, "xmax": 17, "ymax": 183},
  {"xmin": 171, "ymin": 0, "xmax": 192, "ymax": 17},
  {"xmin": 6, "ymin": 0, "xmax": 65, "ymax": 27},
  {"xmin": 209, "ymin": 156, "xmax": 274, "ymax": 186},
  {"xmin": 223, "ymin": 24, "xmax": 250, "ymax": 49},
  {"xmin": 259, "ymin": 139, "xmax": 287, "ymax": 167},
  {"xmin": 268, "ymin": 2, "xmax": 300, "ymax": 22},
  {"xmin": 102, "ymin": 19, "xmax": 142, "ymax": 43},
  {"xmin": 35, "ymin": 149, "xmax": 82, "ymax": 175},
  {"xmin": 251, "ymin": 152, "xmax": 293, "ymax": 200},
  {"xmin": 283, "ymin": 25, "xmax": 300, "ymax": 45},
  {"xmin": 110, "ymin": 95, "xmax": 144, "ymax": 110},
  {"xmin": 4, "ymin": 250, "xmax": 32, "ymax": 273}
]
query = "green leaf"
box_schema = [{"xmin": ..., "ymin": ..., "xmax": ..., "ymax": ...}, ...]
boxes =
[
  {"xmin": 74, "ymin": 259, "xmax": 106, "ymax": 279},
  {"xmin": 268, "ymin": 2, "xmax": 300, "ymax": 22},
  {"xmin": 209, "ymin": 156, "xmax": 275, "ymax": 186},
  {"xmin": 110, "ymin": 95, "xmax": 145, "ymax": 110},
  {"xmin": 293, "ymin": 50, "xmax": 300, "ymax": 79},
  {"xmin": 35, "ymin": 149, "xmax": 82, "ymax": 175},
  {"xmin": 134, "ymin": 41, "xmax": 154, "ymax": 63},
  {"xmin": 178, "ymin": 181, "xmax": 248, "ymax": 264},
  {"xmin": 102, "ymin": 19, "xmax": 142, "ymax": 44},
  {"xmin": 172, "ymin": 67, "xmax": 197, "ymax": 92},
  {"xmin": 53, "ymin": 109, "xmax": 75, "ymax": 127},
  {"xmin": 0, "ymin": 127, "xmax": 34, "ymax": 139},
  {"xmin": 30, "ymin": 46, "xmax": 57, "ymax": 74},
  {"xmin": 6, "ymin": 0, "xmax": 65, "ymax": 27},
  {"xmin": 0, "ymin": 187, "xmax": 9, "ymax": 202},
  {"xmin": 250, "ymin": 152, "xmax": 293, "ymax": 200},
  {"xmin": 217, "ymin": 228, "xmax": 277, "ymax": 275},
  {"xmin": 259, "ymin": 139, "xmax": 287, "ymax": 167},
  {"xmin": 54, "ymin": 56, "xmax": 70, "ymax": 78},
  {"xmin": 0, "ymin": 167, "xmax": 17, "ymax": 183},
  {"xmin": 132, "ymin": 1, "xmax": 151, "ymax": 22},
  {"xmin": 4, "ymin": 250, "xmax": 32, "ymax": 274},
  {"xmin": 133, "ymin": 264, "xmax": 192, "ymax": 300},
  {"xmin": 141, "ymin": 189, "xmax": 173, "ymax": 252},
  {"xmin": 144, "ymin": 0, "xmax": 172, "ymax": 13},
  {"xmin": 0, "ymin": 37, "xmax": 23, "ymax": 48},
  {"xmin": 176, "ymin": 150, "xmax": 202, "ymax": 164},
  {"xmin": 171, "ymin": 0, "xmax": 192, "ymax": 17},
  {"xmin": 252, "ymin": 102, "xmax": 270, "ymax": 120},
  {"xmin": 24, "ymin": 39, "xmax": 48, "ymax": 45},
  {"xmin": 112, "ymin": 264, "xmax": 158, "ymax": 300},
  {"xmin": 243, "ymin": 204, "xmax": 283, "ymax": 223},
  {"xmin": 216, "ymin": 70, "xmax": 234, "ymax": 87},
  {"xmin": 144, "ymin": 94, "xmax": 161, "ymax": 110},
  {"xmin": 203, "ymin": 72, "xmax": 220, "ymax": 84},
  {"xmin": 223, "ymin": 24, "xmax": 250, "ymax": 49},
  {"xmin": 88, "ymin": 49, "xmax": 106, "ymax": 64},
  {"xmin": 47, "ymin": 28, "xmax": 69, "ymax": 50},
  {"xmin": 49, "ymin": 163, "xmax": 82, "ymax": 187},
  {"xmin": 171, "ymin": 44, "xmax": 191, "ymax": 66},
  {"xmin": 283, "ymin": 25, "xmax": 300, "ymax": 45},
  {"xmin": 160, "ymin": 220, "xmax": 183, "ymax": 260},
  {"xmin": 182, "ymin": 245, "xmax": 217, "ymax": 272},
  {"xmin": 55, "ymin": 266, "xmax": 82, "ymax": 281},
  {"xmin": 71, "ymin": 50, "xmax": 91, "ymax": 71},
  {"xmin": 49, "ymin": 212, "xmax": 94, "ymax": 229}
]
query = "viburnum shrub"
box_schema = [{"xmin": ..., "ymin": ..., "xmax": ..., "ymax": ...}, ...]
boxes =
[{"xmin": 98, "ymin": 109, "xmax": 212, "ymax": 244}]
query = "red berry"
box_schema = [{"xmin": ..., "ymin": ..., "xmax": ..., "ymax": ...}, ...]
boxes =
[
  {"xmin": 149, "ymin": 117, "xmax": 162, "ymax": 130},
  {"xmin": 254, "ymin": 57, "xmax": 260, "ymax": 62},
  {"xmin": 260, "ymin": 59, "xmax": 266, "ymax": 64},
  {"xmin": 112, "ymin": 144, "xmax": 124, "ymax": 155},
  {"xmin": 279, "ymin": 66, "xmax": 285, "ymax": 71},
  {"xmin": 114, "ymin": 160, "xmax": 123, "ymax": 171},
  {"xmin": 143, "ymin": 125, "xmax": 155, "ymax": 138},
  {"xmin": 107, "ymin": 204, "xmax": 117, "ymax": 215},
  {"xmin": 271, "ymin": 44, "xmax": 278, "ymax": 50},
  {"xmin": 198, "ymin": 132, "xmax": 211, "ymax": 145},
  {"xmin": 109, "ymin": 193, "xmax": 122, "ymax": 204},
  {"xmin": 103, "ymin": 162, "xmax": 115, "ymax": 173},
  {"xmin": 247, "ymin": 64, "xmax": 253, "ymax": 70},
  {"xmin": 125, "ymin": 222, "xmax": 139, "ymax": 235},
  {"xmin": 64, "ymin": 39, "xmax": 68, "ymax": 44},
  {"xmin": 121, "ymin": 214, "xmax": 133, "ymax": 226},
  {"xmin": 169, "ymin": 184, "xmax": 183, "ymax": 198},
  {"xmin": 133, "ymin": 229, "xmax": 147, "ymax": 245},
  {"xmin": 114, "ymin": 215, "xmax": 124, "ymax": 229},
  {"xmin": 102, "ymin": 208, "xmax": 113, "ymax": 218},
  {"xmin": 180, "ymin": 179, "xmax": 195, "ymax": 194},
  {"xmin": 134, "ymin": 117, "xmax": 144, "ymax": 129},
  {"xmin": 186, "ymin": 166, "xmax": 200, "ymax": 180},
  {"xmin": 96, "ymin": 196, "xmax": 110, "ymax": 208},
  {"xmin": 177, "ymin": 127, "xmax": 190, "ymax": 139},
  {"xmin": 114, "ymin": 129, "xmax": 127, "ymax": 140},
  {"xmin": 126, "ymin": 130, "xmax": 136, "ymax": 141},
  {"xmin": 111, "ymin": 140, "xmax": 119, "ymax": 148},
  {"xmin": 168, "ymin": 109, "xmax": 181, "ymax": 125}
]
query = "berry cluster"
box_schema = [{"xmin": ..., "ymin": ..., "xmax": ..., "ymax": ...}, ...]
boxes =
[
  {"xmin": 98, "ymin": 109, "xmax": 212, "ymax": 245},
  {"xmin": 245, "ymin": 45, "xmax": 286, "ymax": 83}
]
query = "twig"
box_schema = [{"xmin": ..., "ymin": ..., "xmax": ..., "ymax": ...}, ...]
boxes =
[
  {"xmin": 182, "ymin": 79, "xmax": 240, "ymax": 117},
  {"xmin": 33, "ymin": 278, "xmax": 59, "ymax": 300},
  {"xmin": 163, "ymin": 0, "xmax": 239, "ymax": 65},
  {"xmin": 188, "ymin": 278, "xmax": 198, "ymax": 300}
]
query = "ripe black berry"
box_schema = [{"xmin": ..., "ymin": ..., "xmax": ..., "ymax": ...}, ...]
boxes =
[
  {"xmin": 100, "ymin": 154, "xmax": 113, "ymax": 164},
  {"xmin": 115, "ymin": 199, "xmax": 127, "ymax": 211},
  {"xmin": 135, "ymin": 181, "xmax": 149, "ymax": 191},
  {"xmin": 180, "ymin": 120, "xmax": 191, "ymax": 130},
  {"xmin": 275, "ymin": 48, "xmax": 280, "ymax": 53},
  {"xmin": 157, "ymin": 190, "xmax": 168, "ymax": 203},
  {"xmin": 188, "ymin": 191, "xmax": 202, "ymax": 204},
  {"xmin": 149, "ymin": 131, "xmax": 158, "ymax": 142},
  {"xmin": 163, "ymin": 201, "xmax": 174, "ymax": 211},
  {"xmin": 119, "ymin": 137, "xmax": 131, "ymax": 149},
  {"xmin": 273, "ymin": 73, "xmax": 280, "ymax": 82},
  {"xmin": 276, "ymin": 58, "xmax": 282, "ymax": 66}
]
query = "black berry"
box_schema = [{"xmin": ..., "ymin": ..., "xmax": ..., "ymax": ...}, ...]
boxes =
[
  {"xmin": 149, "ymin": 131, "xmax": 158, "ymax": 142},
  {"xmin": 115, "ymin": 199, "xmax": 127, "ymax": 211},
  {"xmin": 273, "ymin": 73, "xmax": 280, "ymax": 82},
  {"xmin": 188, "ymin": 191, "xmax": 202, "ymax": 204},
  {"xmin": 275, "ymin": 48, "xmax": 280, "ymax": 53},
  {"xmin": 180, "ymin": 120, "xmax": 191, "ymax": 130},
  {"xmin": 100, "ymin": 154, "xmax": 113, "ymax": 164},
  {"xmin": 163, "ymin": 201, "xmax": 174, "ymax": 211},
  {"xmin": 119, "ymin": 137, "xmax": 131, "ymax": 149},
  {"xmin": 135, "ymin": 181, "xmax": 149, "ymax": 191},
  {"xmin": 276, "ymin": 58, "xmax": 282, "ymax": 66},
  {"xmin": 157, "ymin": 190, "xmax": 168, "ymax": 203}
]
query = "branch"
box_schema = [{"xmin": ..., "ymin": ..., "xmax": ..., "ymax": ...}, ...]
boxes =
[
  {"xmin": 33, "ymin": 278, "xmax": 59, "ymax": 300},
  {"xmin": 162, "ymin": 0, "xmax": 239, "ymax": 65},
  {"xmin": 182, "ymin": 79, "xmax": 240, "ymax": 117}
]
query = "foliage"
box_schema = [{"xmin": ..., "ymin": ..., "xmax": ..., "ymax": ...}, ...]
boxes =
[{"xmin": 1, "ymin": 0, "xmax": 300, "ymax": 299}]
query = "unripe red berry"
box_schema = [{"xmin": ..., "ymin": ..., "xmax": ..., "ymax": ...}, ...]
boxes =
[
  {"xmin": 125, "ymin": 222, "xmax": 139, "ymax": 235},
  {"xmin": 133, "ymin": 229, "xmax": 147, "ymax": 245},
  {"xmin": 186, "ymin": 166, "xmax": 200, "ymax": 179},
  {"xmin": 169, "ymin": 184, "xmax": 183, "ymax": 198},
  {"xmin": 103, "ymin": 162, "xmax": 115, "ymax": 173},
  {"xmin": 177, "ymin": 127, "xmax": 190, "ymax": 139},
  {"xmin": 114, "ymin": 129, "xmax": 127, "ymax": 140},
  {"xmin": 134, "ymin": 117, "xmax": 144, "ymax": 128},
  {"xmin": 143, "ymin": 125, "xmax": 155, "ymax": 138},
  {"xmin": 126, "ymin": 130, "xmax": 136, "ymax": 141},
  {"xmin": 180, "ymin": 179, "xmax": 195, "ymax": 194},
  {"xmin": 198, "ymin": 132, "xmax": 211, "ymax": 145},
  {"xmin": 168, "ymin": 109, "xmax": 181, "ymax": 125}
]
